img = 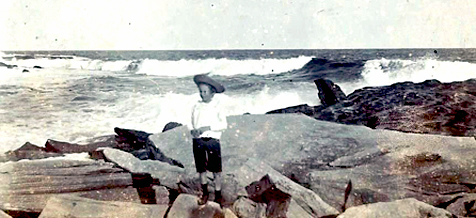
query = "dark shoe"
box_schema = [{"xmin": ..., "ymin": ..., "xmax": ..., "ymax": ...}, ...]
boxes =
[
  {"xmin": 198, "ymin": 184, "xmax": 209, "ymax": 205},
  {"xmin": 214, "ymin": 190, "xmax": 224, "ymax": 208}
]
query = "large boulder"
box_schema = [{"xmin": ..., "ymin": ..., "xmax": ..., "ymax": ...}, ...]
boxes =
[
  {"xmin": 38, "ymin": 195, "xmax": 168, "ymax": 218},
  {"xmin": 337, "ymin": 198, "xmax": 454, "ymax": 218},
  {"xmin": 150, "ymin": 114, "xmax": 476, "ymax": 215}
]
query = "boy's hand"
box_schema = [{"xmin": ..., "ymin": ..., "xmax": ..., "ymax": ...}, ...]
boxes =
[{"xmin": 198, "ymin": 126, "xmax": 211, "ymax": 132}]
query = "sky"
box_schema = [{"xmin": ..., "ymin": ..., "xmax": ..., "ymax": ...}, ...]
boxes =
[{"xmin": 1, "ymin": 0, "xmax": 475, "ymax": 50}]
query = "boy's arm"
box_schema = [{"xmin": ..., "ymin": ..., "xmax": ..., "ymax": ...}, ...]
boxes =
[{"xmin": 209, "ymin": 105, "xmax": 227, "ymax": 131}]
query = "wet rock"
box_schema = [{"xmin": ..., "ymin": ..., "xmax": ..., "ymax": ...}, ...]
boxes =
[
  {"xmin": 315, "ymin": 78, "xmax": 347, "ymax": 107},
  {"xmin": 337, "ymin": 198, "xmax": 454, "ymax": 218},
  {"xmin": 38, "ymin": 195, "xmax": 168, "ymax": 218}
]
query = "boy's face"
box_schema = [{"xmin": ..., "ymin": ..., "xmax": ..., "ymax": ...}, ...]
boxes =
[{"xmin": 198, "ymin": 83, "xmax": 214, "ymax": 103}]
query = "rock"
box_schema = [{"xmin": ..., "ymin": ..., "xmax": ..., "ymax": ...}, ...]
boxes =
[
  {"xmin": 0, "ymin": 210, "xmax": 12, "ymax": 218},
  {"xmin": 223, "ymin": 208, "xmax": 238, "ymax": 218},
  {"xmin": 445, "ymin": 194, "xmax": 476, "ymax": 217},
  {"xmin": 45, "ymin": 138, "xmax": 116, "ymax": 153},
  {"xmin": 337, "ymin": 198, "xmax": 454, "ymax": 218},
  {"xmin": 150, "ymin": 114, "xmax": 476, "ymax": 215},
  {"xmin": 33, "ymin": 66, "xmax": 42, "ymax": 69},
  {"xmin": 0, "ymin": 158, "xmax": 132, "ymax": 213},
  {"xmin": 4, "ymin": 142, "xmax": 62, "ymax": 161},
  {"xmin": 114, "ymin": 127, "xmax": 184, "ymax": 167},
  {"xmin": 99, "ymin": 147, "xmax": 185, "ymax": 190},
  {"xmin": 167, "ymin": 194, "xmax": 227, "ymax": 218},
  {"xmin": 232, "ymin": 197, "xmax": 267, "ymax": 218},
  {"xmin": 232, "ymin": 158, "xmax": 338, "ymax": 217},
  {"xmin": 267, "ymin": 79, "xmax": 476, "ymax": 137},
  {"xmin": 266, "ymin": 104, "xmax": 323, "ymax": 116},
  {"xmin": 153, "ymin": 185, "xmax": 170, "ymax": 205},
  {"xmin": 315, "ymin": 78, "xmax": 347, "ymax": 107},
  {"xmin": 162, "ymin": 122, "xmax": 183, "ymax": 132},
  {"xmin": 22, "ymin": 69, "xmax": 29, "ymax": 73},
  {"xmin": 38, "ymin": 195, "xmax": 168, "ymax": 218}
]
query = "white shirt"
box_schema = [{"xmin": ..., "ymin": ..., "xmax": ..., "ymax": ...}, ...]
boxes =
[{"xmin": 191, "ymin": 95, "xmax": 227, "ymax": 139}]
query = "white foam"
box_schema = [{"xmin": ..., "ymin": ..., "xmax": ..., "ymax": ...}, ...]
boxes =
[
  {"xmin": 136, "ymin": 56, "xmax": 313, "ymax": 77},
  {"xmin": 338, "ymin": 58, "xmax": 476, "ymax": 94},
  {"xmin": 3, "ymin": 57, "xmax": 133, "ymax": 72},
  {"xmin": 2, "ymin": 54, "xmax": 313, "ymax": 77}
]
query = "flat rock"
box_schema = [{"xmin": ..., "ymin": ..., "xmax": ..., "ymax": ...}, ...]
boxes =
[
  {"xmin": 337, "ymin": 198, "xmax": 454, "ymax": 218},
  {"xmin": 0, "ymin": 158, "xmax": 132, "ymax": 213},
  {"xmin": 38, "ymin": 195, "xmax": 168, "ymax": 218}
]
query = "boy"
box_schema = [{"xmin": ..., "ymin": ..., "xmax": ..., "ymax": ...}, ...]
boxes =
[{"xmin": 191, "ymin": 74, "xmax": 227, "ymax": 206}]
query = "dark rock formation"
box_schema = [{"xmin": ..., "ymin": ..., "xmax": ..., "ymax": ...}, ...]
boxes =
[
  {"xmin": 162, "ymin": 122, "xmax": 183, "ymax": 132},
  {"xmin": 268, "ymin": 79, "xmax": 476, "ymax": 137},
  {"xmin": 41, "ymin": 127, "xmax": 184, "ymax": 168},
  {"xmin": 114, "ymin": 127, "xmax": 184, "ymax": 168},
  {"xmin": 315, "ymin": 78, "xmax": 347, "ymax": 107},
  {"xmin": 4, "ymin": 142, "xmax": 61, "ymax": 161},
  {"xmin": 33, "ymin": 66, "xmax": 42, "ymax": 69},
  {"xmin": 22, "ymin": 69, "xmax": 29, "ymax": 73}
]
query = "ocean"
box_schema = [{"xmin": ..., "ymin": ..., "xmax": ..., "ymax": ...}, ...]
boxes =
[{"xmin": 1, "ymin": 49, "xmax": 476, "ymax": 153}]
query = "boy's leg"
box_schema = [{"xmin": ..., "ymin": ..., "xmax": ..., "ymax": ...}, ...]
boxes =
[
  {"xmin": 213, "ymin": 172, "xmax": 224, "ymax": 207},
  {"xmin": 207, "ymin": 138, "xmax": 224, "ymax": 207},
  {"xmin": 194, "ymin": 138, "xmax": 209, "ymax": 205},
  {"xmin": 198, "ymin": 172, "xmax": 209, "ymax": 205}
]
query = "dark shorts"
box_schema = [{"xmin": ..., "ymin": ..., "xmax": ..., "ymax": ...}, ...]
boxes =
[{"xmin": 193, "ymin": 137, "xmax": 222, "ymax": 173}]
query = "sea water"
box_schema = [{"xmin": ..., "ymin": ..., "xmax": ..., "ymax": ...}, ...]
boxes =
[{"xmin": 1, "ymin": 49, "xmax": 476, "ymax": 152}]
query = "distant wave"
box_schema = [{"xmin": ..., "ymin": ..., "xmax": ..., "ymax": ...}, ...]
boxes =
[
  {"xmin": 1, "ymin": 53, "xmax": 314, "ymax": 77},
  {"xmin": 333, "ymin": 58, "xmax": 476, "ymax": 94},
  {"xmin": 135, "ymin": 56, "xmax": 314, "ymax": 77}
]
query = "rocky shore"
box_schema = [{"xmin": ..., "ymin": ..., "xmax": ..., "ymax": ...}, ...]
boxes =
[{"xmin": 2, "ymin": 78, "xmax": 476, "ymax": 217}]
